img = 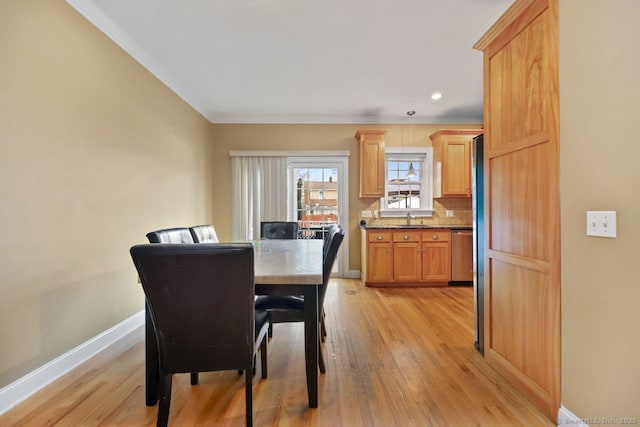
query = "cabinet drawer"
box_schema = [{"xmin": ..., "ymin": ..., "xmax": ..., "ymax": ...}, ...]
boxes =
[
  {"xmin": 368, "ymin": 231, "xmax": 392, "ymax": 242},
  {"xmin": 393, "ymin": 231, "xmax": 421, "ymax": 242},
  {"xmin": 421, "ymin": 230, "xmax": 450, "ymax": 242}
]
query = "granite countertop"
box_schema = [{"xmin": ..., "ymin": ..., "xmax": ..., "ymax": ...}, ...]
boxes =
[{"xmin": 362, "ymin": 224, "xmax": 472, "ymax": 230}]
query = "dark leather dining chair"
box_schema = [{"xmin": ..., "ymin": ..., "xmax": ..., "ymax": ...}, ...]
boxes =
[
  {"xmin": 260, "ymin": 221, "xmax": 299, "ymax": 239},
  {"xmin": 145, "ymin": 228, "xmax": 197, "ymax": 385},
  {"xmin": 319, "ymin": 223, "xmax": 339, "ymax": 339},
  {"xmin": 189, "ymin": 224, "xmax": 219, "ymax": 243},
  {"xmin": 146, "ymin": 227, "xmax": 194, "ymax": 244},
  {"xmin": 255, "ymin": 225, "xmax": 344, "ymax": 374},
  {"xmin": 130, "ymin": 243, "xmax": 269, "ymax": 427}
]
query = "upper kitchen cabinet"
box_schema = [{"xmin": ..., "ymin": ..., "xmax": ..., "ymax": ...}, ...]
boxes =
[
  {"xmin": 430, "ymin": 129, "xmax": 482, "ymax": 198},
  {"xmin": 355, "ymin": 129, "xmax": 386, "ymax": 198}
]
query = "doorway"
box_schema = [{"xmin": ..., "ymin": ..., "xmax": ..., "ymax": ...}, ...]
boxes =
[{"xmin": 288, "ymin": 156, "xmax": 348, "ymax": 276}]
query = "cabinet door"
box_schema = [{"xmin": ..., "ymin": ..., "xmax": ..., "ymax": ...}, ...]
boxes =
[
  {"xmin": 367, "ymin": 242, "xmax": 393, "ymax": 282},
  {"xmin": 443, "ymin": 138, "xmax": 471, "ymax": 197},
  {"xmin": 430, "ymin": 130, "xmax": 480, "ymax": 198},
  {"xmin": 421, "ymin": 241, "xmax": 451, "ymax": 282},
  {"xmin": 393, "ymin": 241, "xmax": 421, "ymax": 281},
  {"xmin": 356, "ymin": 130, "xmax": 386, "ymax": 198}
]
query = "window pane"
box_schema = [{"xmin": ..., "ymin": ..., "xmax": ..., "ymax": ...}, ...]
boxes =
[{"xmin": 386, "ymin": 155, "xmax": 422, "ymax": 209}]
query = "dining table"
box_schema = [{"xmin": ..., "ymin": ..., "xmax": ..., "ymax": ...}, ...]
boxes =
[{"xmin": 144, "ymin": 239, "xmax": 324, "ymax": 409}]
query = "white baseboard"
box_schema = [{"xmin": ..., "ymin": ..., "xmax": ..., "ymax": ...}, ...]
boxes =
[
  {"xmin": 344, "ymin": 269, "xmax": 361, "ymax": 279},
  {"xmin": 0, "ymin": 310, "xmax": 145, "ymax": 416},
  {"xmin": 558, "ymin": 405, "xmax": 585, "ymax": 426}
]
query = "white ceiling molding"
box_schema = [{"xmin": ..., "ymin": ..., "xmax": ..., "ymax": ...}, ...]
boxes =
[
  {"xmin": 214, "ymin": 113, "xmax": 483, "ymax": 125},
  {"xmin": 65, "ymin": 0, "xmax": 209, "ymax": 120}
]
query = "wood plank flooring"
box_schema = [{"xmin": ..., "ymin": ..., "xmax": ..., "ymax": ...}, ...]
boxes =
[{"xmin": 0, "ymin": 279, "xmax": 553, "ymax": 426}]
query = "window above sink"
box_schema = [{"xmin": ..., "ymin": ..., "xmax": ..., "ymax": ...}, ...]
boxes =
[{"xmin": 379, "ymin": 147, "xmax": 434, "ymax": 218}]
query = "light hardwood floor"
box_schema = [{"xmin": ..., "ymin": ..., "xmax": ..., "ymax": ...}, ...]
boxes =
[{"xmin": 0, "ymin": 279, "xmax": 553, "ymax": 426}]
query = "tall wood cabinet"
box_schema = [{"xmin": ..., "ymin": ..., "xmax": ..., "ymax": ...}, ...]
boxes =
[
  {"xmin": 474, "ymin": 0, "xmax": 560, "ymax": 420},
  {"xmin": 430, "ymin": 129, "xmax": 482, "ymax": 198},
  {"xmin": 355, "ymin": 130, "xmax": 386, "ymax": 198}
]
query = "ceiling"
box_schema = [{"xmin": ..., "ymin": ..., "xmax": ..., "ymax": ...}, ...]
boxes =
[{"xmin": 67, "ymin": 0, "xmax": 511, "ymax": 124}]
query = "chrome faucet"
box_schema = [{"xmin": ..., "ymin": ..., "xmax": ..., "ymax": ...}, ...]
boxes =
[{"xmin": 406, "ymin": 212, "xmax": 415, "ymax": 226}]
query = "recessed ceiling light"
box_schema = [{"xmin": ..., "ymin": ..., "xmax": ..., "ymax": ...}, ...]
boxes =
[{"xmin": 431, "ymin": 92, "xmax": 442, "ymax": 101}]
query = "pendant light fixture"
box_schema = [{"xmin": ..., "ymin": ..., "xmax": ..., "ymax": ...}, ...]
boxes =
[{"xmin": 406, "ymin": 111, "xmax": 417, "ymax": 178}]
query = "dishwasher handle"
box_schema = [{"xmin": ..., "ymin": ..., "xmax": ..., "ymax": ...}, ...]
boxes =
[{"xmin": 453, "ymin": 230, "xmax": 473, "ymax": 237}]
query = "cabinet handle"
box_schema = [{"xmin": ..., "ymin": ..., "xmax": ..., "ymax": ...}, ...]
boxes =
[
  {"xmin": 377, "ymin": 235, "xmax": 383, "ymax": 240},
  {"xmin": 403, "ymin": 235, "xmax": 409, "ymax": 240},
  {"xmin": 432, "ymin": 234, "xmax": 439, "ymax": 240}
]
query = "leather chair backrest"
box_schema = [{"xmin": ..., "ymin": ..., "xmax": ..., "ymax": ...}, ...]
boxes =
[
  {"xmin": 130, "ymin": 243, "xmax": 255, "ymax": 373},
  {"xmin": 323, "ymin": 224, "xmax": 340, "ymax": 259},
  {"xmin": 146, "ymin": 228, "xmax": 194, "ymax": 244},
  {"xmin": 319, "ymin": 226, "xmax": 344, "ymax": 308},
  {"xmin": 260, "ymin": 221, "xmax": 299, "ymax": 239},
  {"xmin": 189, "ymin": 224, "xmax": 219, "ymax": 243}
]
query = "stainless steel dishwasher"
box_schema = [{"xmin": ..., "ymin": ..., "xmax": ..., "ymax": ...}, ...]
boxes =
[{"xmin": 451, "ymin": 229, "xmax": 473, "ymax": 282}]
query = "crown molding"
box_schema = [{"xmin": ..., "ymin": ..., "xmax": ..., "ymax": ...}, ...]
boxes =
[
  {"xmin": 65, "ymin": 0, "xmax": 210, "ymax": 120},
  {"xmin": 208, "ymin": 112, "xmax": 483, "ymax": 125}
]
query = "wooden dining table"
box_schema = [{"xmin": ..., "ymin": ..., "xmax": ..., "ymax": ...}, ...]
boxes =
[{"xmin": 144, "ymin": 239, "xmax": 324, "ymax": 409}]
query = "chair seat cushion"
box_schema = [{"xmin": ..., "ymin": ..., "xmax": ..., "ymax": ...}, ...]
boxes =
[{"xmin": 255, "ymin": 295, "xmax": 303, "ymax": 311}]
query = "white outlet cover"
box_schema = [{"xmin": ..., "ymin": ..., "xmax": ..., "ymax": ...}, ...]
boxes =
[{"xmin": 586, "ymin": 211, "xmax": 617, "ymax": 238}]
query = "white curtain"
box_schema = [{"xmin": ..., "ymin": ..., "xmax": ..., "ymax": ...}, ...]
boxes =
[{"xmin": 231, "ymin": 156, "xmax": 288, "ymax": 241}]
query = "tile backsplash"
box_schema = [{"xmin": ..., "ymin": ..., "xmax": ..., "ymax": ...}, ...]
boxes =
[{"xmin": 362, "ymin": 197, "xmax": 472, "ymax": 227}]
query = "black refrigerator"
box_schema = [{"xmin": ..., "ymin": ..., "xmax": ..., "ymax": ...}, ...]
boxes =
[{"xmin": 472, "ymin": 134, "xmax": 485, "ymax": 354}]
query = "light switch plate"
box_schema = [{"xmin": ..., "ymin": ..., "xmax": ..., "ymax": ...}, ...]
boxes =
[
  {"xmin": 446, "ymin": 210, "xmax": 454, "ymax": 218},
  {"xmin": 586, "ymin": 211, "xmax": 617, "ymax": 238}
]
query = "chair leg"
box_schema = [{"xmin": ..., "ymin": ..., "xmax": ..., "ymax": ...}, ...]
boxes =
[
  {"xmin": 268, "ymin": 323, "xmax": 273, "ymax": 339},
  {"xmin": 318, "ymin": 337, "xmax": 326, "ymax": 374},
  {"xmin": 320, "ymin": 312, "xmax": 327, "ymax": 343},
  {"xmin": 260, "ymin": 336, "xmax": 268, "ymax": 379},
  {"xmin": 190, "ymin": 372, "xmax": 199, "ymax": 385},
  {"xmin": 252, "ymin": 355, "xmax": 257, "ymax": 376},
  {"xmin": 245, "ymin": 368, "xmax": 253, "ymax": 427},
  {"xmin": 157, "ymin": 373, "xmax": 173, "ymax": 427}
]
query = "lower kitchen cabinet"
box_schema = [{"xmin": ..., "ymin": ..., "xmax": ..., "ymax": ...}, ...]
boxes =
[
  {"xmin": 421, "ymin": 231, "xmax": 451, "ymax": 282},
  {"xmin": 364, "ymin": 228, "xmax": 451, "ymax": 287},
  {"xmin": 366, "ymin": 230, "xmax": 393, "ymax": 282},
  {"xmin": 393, "ymin": 231, "xmax": 421, "ymax": 281}
]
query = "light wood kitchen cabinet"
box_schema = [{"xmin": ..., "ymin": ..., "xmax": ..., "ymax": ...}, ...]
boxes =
[
  {"xmin": 430, "ymin": 130, "xmax": 482, "ymax": 198},
  {"xmin": 474, "ymin": 0, "xmax": 560, "ymax": 418},
  {"xmin": 421, "ymin": 231, "xmax": 451, "ymax": 283},
  {"xmin": 392, "ymin": 231, "xmax": 421, "ymax": 281},
  {"xmin": 355, "ymin": 129, "xmax": 386, "ymax": 198},
  {"xmin": 364, "ymin": 228, "xmax": 451, "ymax": 287},
  {"xmin": 366, "ymin": 230, "xmax": 393, "ymax": 282}
]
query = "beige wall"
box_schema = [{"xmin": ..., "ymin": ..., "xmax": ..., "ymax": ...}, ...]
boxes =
[
  {"xmin": 0, "ymin": 0, "xmax": 215, "ymax": 387},
  {"xmin": 209, "ymin": 124, "xmax": 480, "ymax": 272},
  {"xmin": 560, "ymin": 0, "xmax": 640, "ymax": 420}
]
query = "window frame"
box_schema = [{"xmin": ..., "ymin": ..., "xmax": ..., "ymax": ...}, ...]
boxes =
[{"xmin": 379, "ymin": 147, "xmax": 434, "ymax": 218}]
